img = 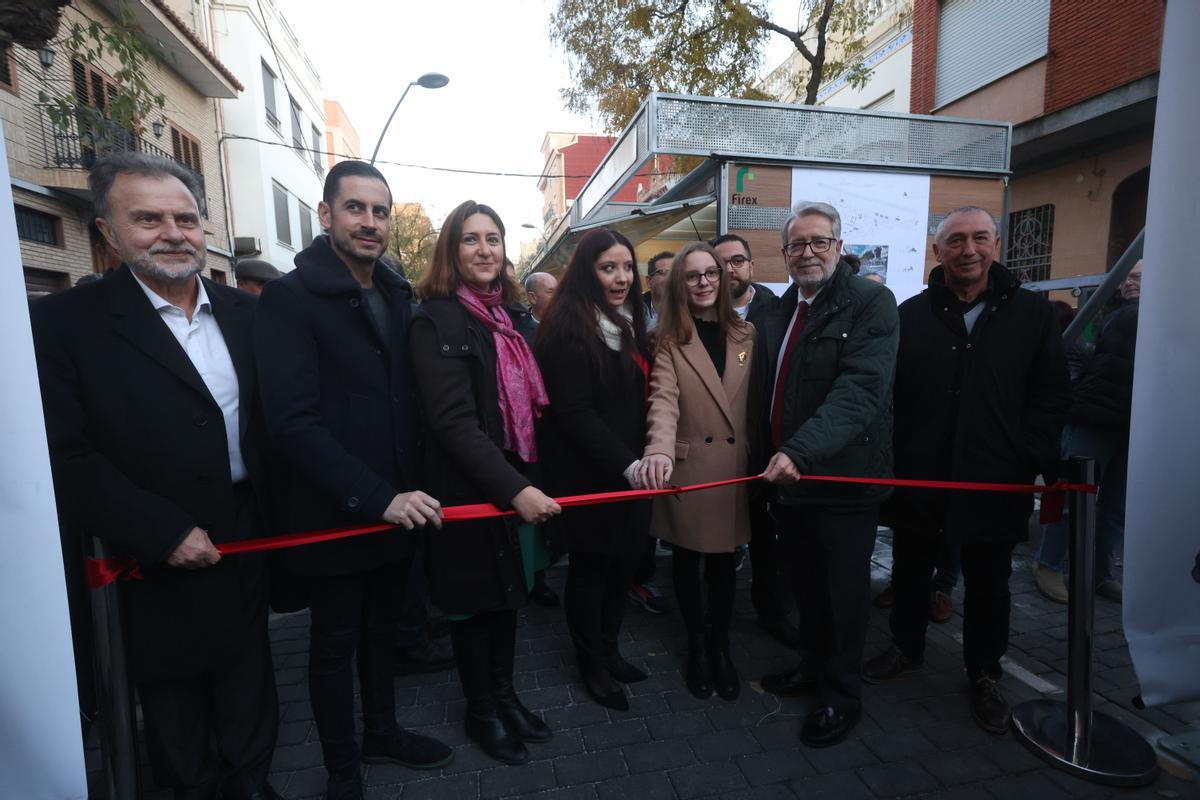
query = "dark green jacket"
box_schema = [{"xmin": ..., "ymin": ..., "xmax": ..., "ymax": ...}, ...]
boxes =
[{"xmin": 759, "ymin": 262, "xmax": 899, "ymax": 505}]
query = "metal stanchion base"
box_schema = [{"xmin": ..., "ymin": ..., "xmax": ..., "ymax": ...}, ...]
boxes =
[{"xmin": 1011, "ymin": 699, "xmax": 1159, "ymax": 787}]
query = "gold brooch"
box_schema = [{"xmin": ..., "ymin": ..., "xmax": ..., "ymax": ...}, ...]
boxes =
[{"xmin": 737, "ymin": 351, "xmax": 747, "ymax": 366}]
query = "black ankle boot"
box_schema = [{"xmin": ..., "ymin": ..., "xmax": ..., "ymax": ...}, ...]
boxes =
[
  {"xmin": 686, "ymin": 636, "xmax": 714, "ymax": 699},
  {"xmin": 451, "ymin": 619, "xmax": 528, "ymax": 765},
  {"xmin": 465, "ymin": 702, "xmax": 528, "ymax": 765},
  {"xmin": 489, "ymin": 609, "xmax": 552, "ymax": 743},
  {"xmin": 494, "ymin": 686, "xmax": 552, "ymax": 743},
  {"xmin": 708, "ymin": 633, "xmax": 740, "ymax": 701}
]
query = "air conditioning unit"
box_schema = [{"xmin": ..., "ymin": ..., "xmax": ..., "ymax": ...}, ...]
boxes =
[{"xmin": 233, "ymin": 236, "xmax": 262, "ymax": 257}]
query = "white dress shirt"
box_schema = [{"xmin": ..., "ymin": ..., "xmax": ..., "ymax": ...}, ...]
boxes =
[{"xmin": 133, "ymin": 274, "xmax": 247, "ymax": 483}]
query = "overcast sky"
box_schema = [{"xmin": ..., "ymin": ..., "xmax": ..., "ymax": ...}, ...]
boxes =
[{"xmin": 286, "ymin": 0, "xmax": 798, "ymax": 253}]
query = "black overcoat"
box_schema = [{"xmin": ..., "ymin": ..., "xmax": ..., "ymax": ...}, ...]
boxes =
[
  {"xmin": 31, "ymin": 265, "xmax": 270, "ymax": 682},
  {"xmin": 408, "ymin": 297, "xmax": 533, "ymax": 615},
  {"xmin": 535, "ymin": 329, "xmax": 651, "ymax": 555},
  {"xmin": 882, "ymin": 264, "xmax": 1071, "ymax": 542},
  {"xmin": 253, "ymin": 235, "xmax": 421, "ymax": 576}
]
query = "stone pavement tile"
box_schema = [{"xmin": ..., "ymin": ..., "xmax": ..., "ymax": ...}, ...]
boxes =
[
  {"xmin": 799, "ymin": 739, "xmax": 879, "ymax": 775},
  {"xmin": 442, "ymin": 742, "xmax": 503, "ymax": 775},
  {"xmin": 786, "ymin": 771, "xmax": 875, "ymax": 800},
  {"xmin": 984, "ymin": 771, "xmax": 1073, "ymax": 800},
  {"xmin": 736, "ymin": 749, "xmax": 814, "ymax": 786},
  {"xmin": 527, "ymin": 727, "xmax": 585, "ymax": 759},
  {"xmin": 477, "ymin": 761, "xmax": 557, "ymax": 798},
  {"xmin": 717, "ymin": 785, "xmax": 797, "ymax": 800},
  {"xmin": 529, "ymin": 635, "xmax": 573, "ymax": 654},
  {"xmin": 535, "ymin": 666, "xmax": 580, "ymax": 688},
  {"xmin": 1161, "ymin": 699, "xmax": 1200, "ymax": 723},
  {"xmin": 517, "ymin": 787, "xmax": 598, "ymax": 800},
  {"xmin": 668, "ymin": 689, "xmax": 726, "ymax": 714},
  {"xmin": 978, "ymin": 740, "xmax": 1043, "ymax": 774},
  {"xmin": 917, "ymin": 748, "xmax": 1003, "ymax": 786},
  {"xmin": 864, "ymin": 698, "xmax": 942, "ymax": 733},
  {"xmin": 911, "ymin": 788, "xmax": 992, "ymax": 800},
  {"xmin": 860, "ymin": 730, "xmax": 939, "ymax": 763},
  {"xmin": 279, "ymin": 765, "xmax": 328, "ymax": 799},
  {"xmin": 622, "ymin": 738, "xmax": 698, "ymax": 774},
  {"xmin": 411, "ymin": 722, "xmax": 470, "ymax": 748},
  {"xmin": 395, "ymin": 771, "xmax": 479, "ymax": 800},
  {"xmin": 417, "ymin": 682, "xmax": 463, "ymax": 704},
  {"xmin": 397, "ymin": 702, "xmax": 449, "ymax": 728},
  {"xmin": 276, "ymin": 720, "xmax": 313, "ymax": 747},
  {"xmin": 596, "ymin": 772, "xmax": 677, "ymax": 800},
  {"xmin": 552, "ymin": 748, "xmax": 627, "ymax": 785},
  {"xmin": 515, "ymin": 653, "xmax": 564, "ymax": 672},
  {"xmin": 517, "ymin": 685, "xmax": 574, "ymax": 711},
  {"xmin": 276, "ymin": 667, "xmax": 307, "ymax": 686},
  {"xmin": 396, "ymin": 669, "xmax": 454, "ymax": 688},
  {"xmin": 627, "ymin": 692, "xmax": 672, "ymax": 717},
  {"xmin": 707, "ymin": 701, "xmax": 781, "ymax": 732},
  {"xmin": 541, "ymin": 701, "xmax": 609, "ymax": 730},
  {"xmin": 270, "ymin": 741, "xmax": 325, "ymax": 772},
  {"xmin": 628, "ymin": 673, "xmax": 677, "ymax": 696},
  {"xmin": 647, "ymin": 709, "xmax": 715, "ymax": 740},
  {"xmin": 856, "ymin": 761, "xmax": 941, "ymax": 797},
  {"xmin": 688, "ymin": 729, "xmax": 761, "ymax": 761},
  {"xmin": 581, "ymin": 719, "xmax": 650, "ymax": 751},
  {"xmin": 281, "ymin": 701, "xmax": 314, "ymax": 723},
  {"xmin": 917, "ymin": 719, "xmax": 996, "ymax": 751},
  {"xmin": 363, "ymin": 785, "xmax": 402, "ymax": 799},
  {"xmin": 668, "ymin": 761, "xmax": 751, "ymax": 798}
]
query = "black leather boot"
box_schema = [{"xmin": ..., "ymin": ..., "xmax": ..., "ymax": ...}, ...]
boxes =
[
  {"xmin": 686, "ymin": 635, "xmax": 714, "ymax": 699},
  {"xmin": 491, "ymin": 611, "xmax": 552, "ymax": 743},
  {"xmin": 708, "ymin": 631, "xmax": 740, "ymax": 701},
  {"xmin": 450, "ymin": 619, "xmax": 528, "ymax": 765}
]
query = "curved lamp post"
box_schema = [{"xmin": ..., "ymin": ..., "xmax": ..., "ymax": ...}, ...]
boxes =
[{"xmin": 368, "ymin": 72, "xmax": 449, "ymax": 165}]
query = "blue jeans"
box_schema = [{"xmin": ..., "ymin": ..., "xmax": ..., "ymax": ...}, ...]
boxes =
[{"xmin": 1035, "ymin": 424, "xmax": 1129, "ymax": 583}]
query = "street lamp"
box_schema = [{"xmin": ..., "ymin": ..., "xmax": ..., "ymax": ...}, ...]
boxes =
[{"xmin": 368, "ymin": 72, "xmax": 449, "ymax": 165}]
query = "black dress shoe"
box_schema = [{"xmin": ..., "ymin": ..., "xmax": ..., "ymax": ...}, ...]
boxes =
[
  {"xmin": 465, "ymin": 706, "xmax": 529, "ymax": 765},
  {"xmin": 862, "ymin": 644, "xmax": 922, "ymax": 684},
  {"xmin": 800, "ymin": 704, "xmax": 861, "ymax": 748},
  {"xmin": 582, "ymin": 663, "xmax": 629, "ymax": 711},
  {"xmin": 970, "ymin": 675, "xmax": 1011, "ymax": 734},
  {"xmin": 495, "ymin": 687, "xmax": 553, "ymax": 743},
  {"xmin": 605, "ymin": 654, "xmax": 648, "ymax": 683},
  {"xmin": 757, "ymin": 617, "xmax": 802, "ymax": 649},
  {"xmin": 362, "ymin": 729, "xmax": 455, "ymax": 769},
  {"xmin": 395, "ymin": 636, "xmax": 455, "ymax": 674},
  {"xmin": 529, "ymin": 582, "xmax": 560, "ymax": 608},
  {"xmin": 760, "ymin": 665, "xmax": 819, "ymax": 697}
]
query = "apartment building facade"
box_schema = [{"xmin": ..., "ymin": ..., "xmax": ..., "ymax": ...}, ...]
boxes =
[{"xmin": 4, "ymin": 0, "xmax": 240, "ymax": 295}]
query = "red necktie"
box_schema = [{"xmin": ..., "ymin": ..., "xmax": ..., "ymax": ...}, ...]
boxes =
[{"xmin": 770, "ymin": 301, "xmax": 808, "ymax": 448}]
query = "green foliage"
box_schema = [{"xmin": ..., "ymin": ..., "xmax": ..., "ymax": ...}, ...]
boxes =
[
  {"xmin": 551, "ymin": 0, "xmax": 875, "ymax": 132},
  {"xmin": 36, "ymin": 1, "xmax": 166, "ymax": 149}
]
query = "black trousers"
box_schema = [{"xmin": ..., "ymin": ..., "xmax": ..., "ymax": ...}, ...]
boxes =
[
  {"xmin": 890, "ymin": 528, "xmax": 1014, "ymax": 679},
  {"xmin": 633, "ymin": 534, "xmax": 658, "ymax": 585},
  {"xmin": 137, "ymin": 484, "xmax": 277, "ymax": 796},
  {"xmin": 564, "ymin": 547, "xmax": 640, "ymax": 665},
  {"xmin": 672, "ymin": 547, "xmax": 736, "ymax": 642},
  {"xmin": 776, "ymin": 503, "xmax": 878, "ymax": 711},
  {"xmin": 308, "ymin": 558, "xmax": 408, "ymax": 773},
  {"xmin": 749, "ymin": 498, "xmax": 793, "ymax": 623}
]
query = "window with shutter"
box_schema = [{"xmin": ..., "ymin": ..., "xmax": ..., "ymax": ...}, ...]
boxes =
[
  {"xmin": 169, "ymin": 124, "xmax": 203, "ymax": 175},
  {"xmin": 273, "ymin": 182, "xmax": 292, "ymax": 246},
  {"xmin": 289, "ymin": 96, "xmax": 304, "ymax": 149},
  {"xmin": 934, "ymin": 0, "xmax": 1051, "ymax": 108},
  {"xmin": 0, "ymin": 42, "xmax": 16, "ymax": 93},
  {"xmin": 262, "ymin": 61, "xmax": 279, "ymax": 127}
]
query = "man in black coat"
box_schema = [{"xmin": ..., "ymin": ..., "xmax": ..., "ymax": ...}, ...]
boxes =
[
  {"xmin": 31, "ymin": 153, "xmax": 278, "ymax": 799},
  {"xmin": 253, "ymin": 161, "xmax": 451, "ymax": 799},
  {"xmin": 864, "ymin": 206, "xmax": 1071, "ymax": 735},
  {"xmin": 710, "ymin": 233, "xmax": 798, "ymax": 647},
  {"xmin": 758, "ymin": 203, "xmax": 900, "ymax": 747}
]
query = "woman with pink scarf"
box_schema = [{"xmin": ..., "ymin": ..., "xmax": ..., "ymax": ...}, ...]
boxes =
[{"xmin": 409, "ymin": 201, "xmax": 560, "ymax": 766}]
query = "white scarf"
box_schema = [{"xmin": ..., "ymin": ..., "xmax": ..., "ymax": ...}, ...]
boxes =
[{"xmin": 596, "ymin": 306, "xmax": 633, "ymax": 351}]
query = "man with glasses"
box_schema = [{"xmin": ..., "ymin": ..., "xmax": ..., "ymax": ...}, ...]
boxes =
[
  {"xmin": 757, "ymin": 201, "xmax": 899, "ymax": 747},
  {"xmin": 642, "ymin": 251, "xmax": 674, "ymax": 329}
]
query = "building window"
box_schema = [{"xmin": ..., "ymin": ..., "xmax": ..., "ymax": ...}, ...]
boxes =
[
  {"xmin": 170, "ymin": 124, "xmax": 203, "ymax": 175},
  {"xmin": 273, "ymin": 182, "xmax": 292, "ymax": 246},
  {"xmin": 24, "ymin": 267, "xmax": 70, "ymax": 295},
  {"xmin": 865, "ymin": 91, "xmax": 895, "ymax": 111},
  {"xmin": 311, "ymin": 124, "xmax": 323, "ymax": 173},
  {"xmin": 934, "ymin": 0, "xmax": 1050, "ymax": 108},
  {"xmin": 289, "ymin": 96, "xmax": 304, "ymax": 150},
  {"xmin": 210, "ymin": 268, "xmax": 227, "ymax": 285},
  {"xmin": 0, "ymin": 41, "xmax": 16, "ymax": 93},
  {"xmin": 262, "ymin": 61, "xmax": 279, "ymax": 128},
  {"xmin": 299, "ymin": 201, "xmax": 314, "ymax": 248},
  {"xmin": 1006, "ymin": 204, "xmax": 1055, "ymax": 283},
  {"xmin": 15, "ymin": 206, "xmax": 62, "ymax": 246}
]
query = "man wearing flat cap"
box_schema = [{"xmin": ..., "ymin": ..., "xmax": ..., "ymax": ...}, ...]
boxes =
[{"xmin": 235, "ymin": 259, "xmax": 282, "ymax": 296}]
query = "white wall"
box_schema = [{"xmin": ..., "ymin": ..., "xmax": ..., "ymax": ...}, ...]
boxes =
[
  {"xmin": 212, "ymin": 0, "xmax": 325, "ymax": 273},
  {"xmin": 820, "ymin": 31, "xmax": 912, "ymax": 112}
]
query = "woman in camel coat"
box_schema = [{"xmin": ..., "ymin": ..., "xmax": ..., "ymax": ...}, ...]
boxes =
[{"xmin": 639, "ymin": 240, "xmax": 764, "ymax": 702}]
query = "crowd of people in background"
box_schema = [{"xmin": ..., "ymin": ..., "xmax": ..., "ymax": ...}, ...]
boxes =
[{"xmin": 34, "ymin": 151, "xmax": 1140, "ymax": 800}]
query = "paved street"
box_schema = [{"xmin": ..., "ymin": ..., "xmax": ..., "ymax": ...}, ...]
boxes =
[{"xmin": 95, "ymin": 526, "xmax": 1199, "ymax": 799}]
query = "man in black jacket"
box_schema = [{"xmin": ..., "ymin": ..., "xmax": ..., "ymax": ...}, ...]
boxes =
[
  {"xmin": 32, "ymin": 153, "xmax": 278, "ymax": 799},
  {"xmin": 710, "ymin": 233, "xmax": 798, "ymax": 647},
  {"xmin": 254, "ymin": 161, "xmax": 451, "ymax": 799},
  {"xmin": 864, "ymin": 206, "xmax": 1071, "ymax": 735},
  {"xmin": 758, "ymin": 203, "xmax": 900, "ymax": 747}
]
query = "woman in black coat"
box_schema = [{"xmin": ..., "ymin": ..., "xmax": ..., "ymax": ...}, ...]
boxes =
[
  {"xmin": 534, "ymin": 228, "xmax": 653, "ymax": 711},
  {"xmin": 409, "ymin": 200, "xmax": 561, "ymax": 765}
]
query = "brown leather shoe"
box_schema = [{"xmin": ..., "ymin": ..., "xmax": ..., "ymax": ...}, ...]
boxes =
[
  {"xmin": 970, "ymin": 676, "xmax": 1011, "ymax": 734},
  {"xmin": 929, "ymin": 590, "xmax": 954, "ymax": 624},
  {"xmin": 862, "ymin": 644, "xmax": 922, "ymax": 684},
  {"xmin": 1035, "ymin": 564, "xmax": 1069, "ymax": 604},
  {"xmin": 872, "ymin": 583, "xmax": 895, "ymax": 608}
]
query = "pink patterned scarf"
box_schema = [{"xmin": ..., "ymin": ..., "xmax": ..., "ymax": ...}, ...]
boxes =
[{"xmin": 455, "ymin": 284, "xmax": 548, "ymax": 463}]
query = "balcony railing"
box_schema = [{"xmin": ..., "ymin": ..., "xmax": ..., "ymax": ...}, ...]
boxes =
[{"xmin": 36, "ymin": 106, "xmax": 208, "ymax": 217}]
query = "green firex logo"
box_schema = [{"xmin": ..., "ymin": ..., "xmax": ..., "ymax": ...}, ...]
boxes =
[{"xmin": 735, "ymin": 167, "xmax": 755, "ymax": 193}]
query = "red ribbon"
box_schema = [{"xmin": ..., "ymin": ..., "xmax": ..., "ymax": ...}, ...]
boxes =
[{"xmin": 85, "ymin": 474, "xmax": 1092, "ymax": 589}]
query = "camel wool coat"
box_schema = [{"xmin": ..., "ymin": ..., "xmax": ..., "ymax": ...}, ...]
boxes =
[{"xmin": 644, "ymin": 320, "xmax": 757, "ymax": 553}]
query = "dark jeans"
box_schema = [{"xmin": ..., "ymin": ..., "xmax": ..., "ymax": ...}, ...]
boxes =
[
  {"xmin": 633, "ymin": 534, "xmax": 658, "ymax": 585},
  {"xmin": 672, "ymin": 546, "xmax": 735, "ymax": 641},
  {"xmin": 749, "ymin": 498, "xmax": 793, "ymax": 622},
  {"xmin": 890, "ymin": 528, "xmax": 1015, "ymax": 679},
  {"xmin": 776, "ymin": 503, "xmax": 878, "ymax": 711},
  {"xmin": 564, "ymin": 547, "xmax": 640, "ymax": 665},
  {"xmin": 397, "ymin": 543, "xmax": 428, "ymax": 647},
  {"xmin": 308, "ymin": 558, "xmax": 408, "ymax": 773}
]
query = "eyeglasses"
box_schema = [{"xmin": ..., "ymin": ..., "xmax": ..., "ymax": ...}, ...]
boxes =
[
  {"xmin": 684, "ymin": 267, "xmax": 722, "ymax": 287},
  {"xmin": 782, "ymin": 237, "xmax": 836, "ymax": 257},
  {"xmin": 723, "ymin": 255, "xmax": 750, "ymax": 268},
  {"xmin": 648, "ymin": 268, "xmax": 668, "ymax": 278}
]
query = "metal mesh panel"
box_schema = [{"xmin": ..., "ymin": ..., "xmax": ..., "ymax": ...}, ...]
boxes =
[
  {"xmin": 654, "ymin": 96, "xmax": 1008, "ymax": 174},
  {"xmin": 729, "ymin": 206, "xmax": 791, "ymax": 230}
]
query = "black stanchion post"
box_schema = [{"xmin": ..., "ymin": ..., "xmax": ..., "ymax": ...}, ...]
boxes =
[
  {"xmin": 1011, "ymin": 457, "xmax": 1158, "ymax": 786},
  {"xmin": 89, "ymin": 537, "xmax": 141, "ymax": 800}
]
